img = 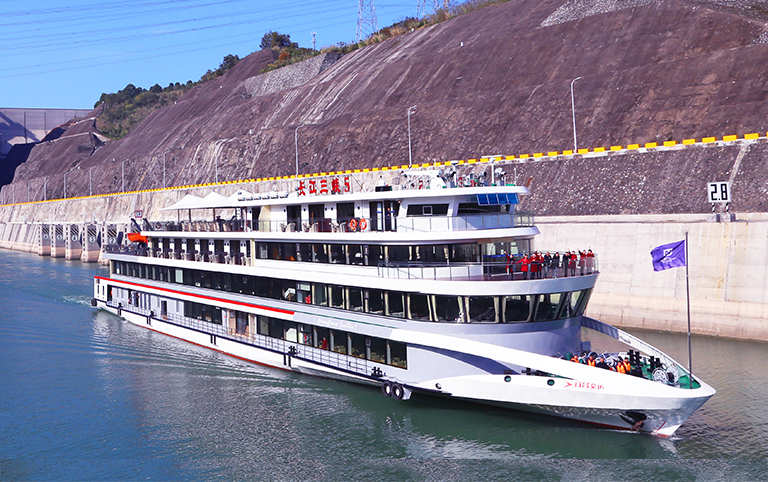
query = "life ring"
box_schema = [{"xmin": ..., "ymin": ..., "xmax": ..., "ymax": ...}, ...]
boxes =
[
  {"xmin": 391, "ymin": 382, "xmax": 404, "ymax": 400},
  {"xmin": 154, "ymin": 222, "xmax": 162, "ymax": 230},
  {"xmin": 348, "ymin": 219, "xmax": 358, "ymax": 231},
  {"xmin": 359, "ymin": 218, "xmax": 367, "ymax": 230},
  {"xmin": 381, "ymin": 381, "xmax": 392, "ymax": 397}
]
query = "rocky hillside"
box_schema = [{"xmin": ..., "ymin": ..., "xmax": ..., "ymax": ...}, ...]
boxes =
[{"xmin": 3, "ymin": 0, "xmax": 768, "ymax": 214}]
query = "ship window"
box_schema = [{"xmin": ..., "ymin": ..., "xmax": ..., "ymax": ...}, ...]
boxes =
[
  {"xmin": 388, "ymin": 341, "xmax": 407, "ymax": 368},
  {"xmin": 281, "ymin": 279, "xmax": 297, "ymax": 302},
  {"xmin": 329, "ymin": 244, "xmax": 345, "ymax": 264},
  {"xmin": 502, "ymin": 295, "xmax": 532, "ymax": 323},
  {"xmin": 257, "ymin": 242, "xmax": 269, "ymax": 259},
  {"xmin": 368, "ymin": 337, "xmax": 386, "ymax": 363},
  {"xmin": 184, "ymin": 268, "xmax": 194, "ymax": 286},
  {"xmin": 433, "ymin": 295, "xmax": 462, "ymax": 322},
  {"xmin": 450, "ymin": 243, "xmax": 478, "ymax": 263},
  {"xmin": 312, "ymin": 283, "xmax": 328, "ymax": 306},
  {"xmin": 388, "ymin": 246, "xmax": 410, "ymax": 263},
  {"xmin": 299, "ymin": 324, "xmax": 314, "ymax": 345},
  {"xmin": 468, "ymin": 296, "xmax": 498, "ymax": 323},
  {"xmin": 210, "ymin": 272, "xmax": 222, "ymax": 290},
  {"xmin": 337, "ymin": 202, "xmax": 355, "ymax": 224},
  {"xmin": 534, "ymin": 293, "xmax": 563, "ymax": 322},
  {"xmin": 367, "ymin": 245, "xmax": 384, "ymax": 265},
  {"xmin": 457, "ymin": 202, "xmax": 502, "ymax": 214},
  {"xmin": 574, "ymin": 288, "xmax": 592, "ymax": 316},
  {"xmin": 282, "ymin": 243, "xmax": 297, "ymax": 261},
  {"xmin": 331, "ymin": 329, "xmax": 347, "ymax": 354},
  {"xmin": 193, "ymin": 270, "xmax": 202, "ymax": 287},
  {"xmin": 329, "ymin": 285, "xmax": 346, "ymax": 309},
  {"xmin": 296, "ymin": 283, "xmax": 311, "ymax": 304},
  {"xmin": 349, "ymin": 244, "xmax": 363, "ymax": 265},
  {"xmin": 200, "ymin": 271, "xmax": 211, "ymax": 289},
  {"xmin": 387, "ymin": 291, "xmax": 405, "ymax": 318},
  {"xmin": 418, "ymin": 245, "xmax": 447, "ymax": 263},
  {"xmin": 309, "ymin": 243, "xmax": 326, "ymax": 263},
  {"xmin": 348, "ymin": 287, "xmax": 364, "ymax": 312},
  {"xmin": 409, "ymin": 294, "xmax": 430, "ymax": 320},
  {"xmin": 257, "ymin": 316, "xmax": 269, "ymax": 336},
  {"xmin": 349, "ymin": 333, "xmax": 366, "ymax": 359},
  {"xmin": 298, "ymin": 243, "xmax": 312, "ymax": 262},
  {"xmin": 284, "ymin": 322, "xmax": 298, "ymax": 343},
  {"xmin": 268, "ymin": 317, "xmax": 283, "ymax": 339},
  {"xmin": 406, "ymin": 203, "xmax": 449, "ymax": 216},
  {"xmin": 367, "ymin": 289, "xmax": 384, "ymax": 315},
  {"xmin": 315, "ymin": 326, "xmax": 330, "ymax": 350}
]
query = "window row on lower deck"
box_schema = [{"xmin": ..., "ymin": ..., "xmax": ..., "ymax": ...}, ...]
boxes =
[
  {"xmin": 109, "ymin": 285, "xmax": 406, "ymax": 369},
  {"xmin": 113, "ymin": 261, "xmax": 592, "ymax": 323}
]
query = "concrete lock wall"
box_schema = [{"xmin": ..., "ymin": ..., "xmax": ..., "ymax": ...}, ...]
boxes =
[
  {"xmin": 1, "ymin": 168, "xmax": 766, "ymax": 342},
  {"xmin": 535, "ymin": 214, "xmax": 768, "ymax": 341}
]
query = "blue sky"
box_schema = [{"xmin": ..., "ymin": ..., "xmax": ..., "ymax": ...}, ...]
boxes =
[{"xmin": 0, "ymin": 0, "xmax": 417, "ymax": 110}]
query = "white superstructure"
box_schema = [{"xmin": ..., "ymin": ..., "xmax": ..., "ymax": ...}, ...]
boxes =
[{"xmin": 93, "ymin": 179, "xmax": 714, "ymax": 436}]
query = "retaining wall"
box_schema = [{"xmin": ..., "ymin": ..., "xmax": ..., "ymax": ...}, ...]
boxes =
[{"xmin": 536, "ymin": 213, "xmax": 768, "ymax": 341}]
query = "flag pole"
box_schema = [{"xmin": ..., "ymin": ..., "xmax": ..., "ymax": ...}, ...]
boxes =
[{"xmin": 685, "ymin": 230, "xmax": 693, "ymax": 388}]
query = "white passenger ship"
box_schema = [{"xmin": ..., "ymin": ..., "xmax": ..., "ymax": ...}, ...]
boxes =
[{"xmin": 92, "ymin": 171, "xmax": 714, "ymax": 437}]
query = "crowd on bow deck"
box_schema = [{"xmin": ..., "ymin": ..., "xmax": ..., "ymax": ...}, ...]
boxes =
[{"xmin": 504, "ymin": 250, "xmax": 596, "ymax": 279}]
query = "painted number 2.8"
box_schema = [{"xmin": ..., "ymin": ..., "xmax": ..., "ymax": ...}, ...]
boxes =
[{"xmin": 707, "ymin": 181, "xmax": 730, "ymax": 203}]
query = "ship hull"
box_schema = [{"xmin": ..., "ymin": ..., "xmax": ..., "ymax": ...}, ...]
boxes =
[{"xmin": 99, "ymin": 300, "xmax": 712, "ymax": 437}]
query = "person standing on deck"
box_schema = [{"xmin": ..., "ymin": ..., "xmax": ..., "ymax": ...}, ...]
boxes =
[
  {"xmin": 551, "ymin": 252, "xmax": 560, "ymax": 278},
  {"xmin": 521, "ymin": 254, "xmax": 530, "ymax": 280}
]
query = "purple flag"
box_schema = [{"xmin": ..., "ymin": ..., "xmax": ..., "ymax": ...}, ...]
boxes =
[{"xmin": 651, "ymin": 240, "xmax": 686, "ymax": 271}]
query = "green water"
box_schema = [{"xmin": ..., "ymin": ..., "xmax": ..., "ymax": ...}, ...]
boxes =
[{"xmin": 1, "ymin": 250, "xmax": 766, "ymax": 480}]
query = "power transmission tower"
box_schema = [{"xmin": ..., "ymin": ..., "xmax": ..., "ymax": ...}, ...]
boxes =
[
  {"xmin": 356, "ymin": 0, "xmax": 377, "ymax": 43},
  {"xmin": 417, "ymin": 0, "xmax": 426, "ymax": 18},
  {"xmin": 417, "ymin": 0, "xmax": 451, "ymax": 18}
]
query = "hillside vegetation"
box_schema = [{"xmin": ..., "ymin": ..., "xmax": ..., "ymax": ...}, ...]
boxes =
[
  {"xmin": 91, "ymin": 0, "xmax": 510, "ymax": 140},
  {"xmin": 95, "ymin": 54, "xmax": 241, "ymax": 139}
]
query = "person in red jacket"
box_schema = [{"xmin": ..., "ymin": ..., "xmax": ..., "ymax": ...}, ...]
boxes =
[{"xmin": 521, "ymin": 254, "xmax": 530, "ymax": 280}]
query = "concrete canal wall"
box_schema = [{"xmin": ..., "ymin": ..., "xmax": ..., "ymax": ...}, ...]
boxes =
[
  {"xmin": 536, "ymin": 214, "xmax": 768, "ymax": 341},
  {"xmin": 0, "ymin": 164, "xmax": 766, "ymax": 342}
]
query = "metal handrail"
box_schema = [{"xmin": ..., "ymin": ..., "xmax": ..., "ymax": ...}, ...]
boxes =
[{"xmin": 106, "ymin": 300, "xmax": 383, "ymax": 378}]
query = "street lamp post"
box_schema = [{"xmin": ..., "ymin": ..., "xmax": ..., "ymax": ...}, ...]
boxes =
[
  {"xmin": 122, "ymin": 160, "xmax": 126, "ymax": 192},
  {"xmin": 64, "ymin": 166, "xmax": 79, "ymax": 199},
  {"xmin": 89, "ymin": 167, "xmax": 93, "ymax": 196},
  {"xmin": 570, "ymin": 76, "xmax": 582, "ymax": 153},
  {"xmin": 163, "ymin": 149, "xmax": 170, "ymax": 188},
  {"xmin": 295, "ymin": 124, "xmax": 306, "ymax": 177},
  {"xmin": 407, "ymin": 105, "xmax": 417, "ymax": 167}
]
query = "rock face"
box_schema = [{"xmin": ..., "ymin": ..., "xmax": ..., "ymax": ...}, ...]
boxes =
[{"xmin": 2, "ymin": 0, "xmax": 768, "ymax": 215}]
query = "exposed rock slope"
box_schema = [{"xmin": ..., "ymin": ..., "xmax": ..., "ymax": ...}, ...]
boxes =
[{"xmin": 3, "ymin": 0, "xmax": 768, "ymax": 215}]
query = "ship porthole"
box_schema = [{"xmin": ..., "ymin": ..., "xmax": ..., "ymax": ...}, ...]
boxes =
[
  {"xmin": 547, "ymin": 379, "xmax": 555, "ymax": 386},
  {"xmin": 504, "ymin": 375, "xmax": 511, "ymax": 383}
]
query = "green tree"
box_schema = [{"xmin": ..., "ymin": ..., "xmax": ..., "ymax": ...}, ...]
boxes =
[{"xmin": 260, "ymin": 31, "xmax": 297, "ymax": 50}]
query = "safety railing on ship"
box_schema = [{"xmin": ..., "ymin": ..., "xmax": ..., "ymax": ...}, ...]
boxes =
[
  {"xmin": 377, "ymin": 254, "xmax": 599, "ymax": 281},
  {"xmin": 106, "ymin": 301, "xmax": 379, "ymax": 379}
]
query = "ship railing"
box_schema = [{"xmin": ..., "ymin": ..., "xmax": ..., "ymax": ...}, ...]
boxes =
[
  {"xmin": 377, "ymin": 253, "xmax": 599, "ymax": 281},
  {"xmin": 107, "ymin": 300, "xmax": 376, "ymax": 378}
]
